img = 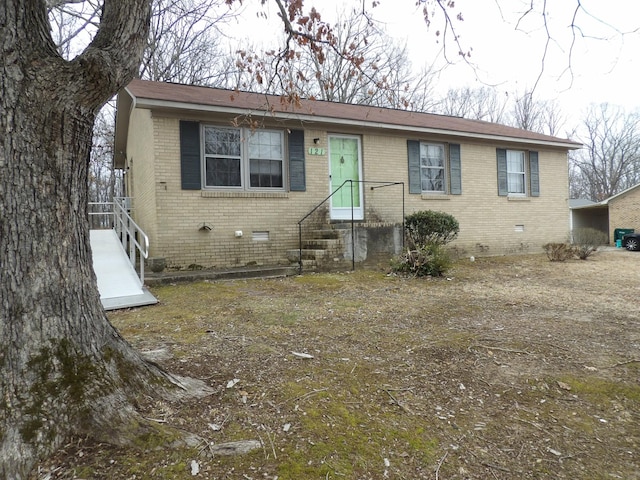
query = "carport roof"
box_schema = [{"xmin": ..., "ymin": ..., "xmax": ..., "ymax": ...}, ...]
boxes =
[{"xmin": 572, "ymin": 183, "xmax": 640, "ymax": 210}]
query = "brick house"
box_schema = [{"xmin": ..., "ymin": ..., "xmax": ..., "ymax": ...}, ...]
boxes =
[{"xmin": 114, "ymin": 79, "xmax": 581, "ymax": 270}]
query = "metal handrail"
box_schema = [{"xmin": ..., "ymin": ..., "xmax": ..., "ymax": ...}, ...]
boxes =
[
  {"xmin": 297, "ymin": 180, "xmax": 404, "ymax": 274},
  {"xmin": 88, "ymin": 197, "xmax": 149, "ymax": 284}
]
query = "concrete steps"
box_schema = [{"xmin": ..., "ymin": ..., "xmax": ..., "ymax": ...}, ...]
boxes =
[{"xmin": 287, "ymin": 227, "xmax": 347, "ymax": 271}]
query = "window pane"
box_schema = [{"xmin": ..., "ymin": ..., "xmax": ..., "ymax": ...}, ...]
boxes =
[
  {"xmin": 249, "ymin": 131, "xmax": 283, "ymax": 159},
  {"xmin": 420, "ymin": 143, "xmax": 445, "ymax": 192},
  {"xmin": 420, "ymin": 144, "xmax": 444, "ymax": 167},
  {"xmin": 205, "ymin": 127, "xmax": 240, "ymax": 156},
  {"xmin": 248, "ymin": 130, "xmax": 283, "ymax": 188},
  {"xmin": 250, "ymin": 159, "xmax": 283, "ymax": 188},
  {"xmin": 507, "ymin": 150, "xmax": 525, "ymax": 172},
  {"xmin": 508, "ymin": 173, "xmax": 525, "ymax": 193},
  {"xmin": 206, "ymin": 157, "xmax": 241, "ymax": 186},
  {"xmin": 506, "ymin": 150, "xmax": 525, "ymax": 193}
]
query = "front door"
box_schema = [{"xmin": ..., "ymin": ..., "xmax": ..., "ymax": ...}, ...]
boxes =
[{"xmin": 329, "ymin": 135, "xmax": 363, "ymax": 220}]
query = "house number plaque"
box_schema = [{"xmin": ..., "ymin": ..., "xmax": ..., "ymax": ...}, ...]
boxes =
[{"xmin": 308, "ymin": 147, "xmax": 325, "ymax": 155}]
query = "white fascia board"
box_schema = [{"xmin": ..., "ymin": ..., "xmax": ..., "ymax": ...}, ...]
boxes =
[
  {"xmin": 114, "ymin": 90, "xmax": 136, "ymax": 169},
  {"xmin": 133, "ymin": 97, "xmax": 582, "ymax": 150}
]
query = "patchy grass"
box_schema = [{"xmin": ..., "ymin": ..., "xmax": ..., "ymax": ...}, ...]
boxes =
[{"xmin": 34, "ymin": 250, "xmax": 640, "ymax": 479}]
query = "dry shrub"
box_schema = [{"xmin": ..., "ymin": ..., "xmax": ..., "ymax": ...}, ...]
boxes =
[
  {"xmin": 571, "ymin": 227, "xmax": 608, "ymax": 260},
  {"xmin": 543, "ymin": 242, "xmax": 576, "ymax": 262}
]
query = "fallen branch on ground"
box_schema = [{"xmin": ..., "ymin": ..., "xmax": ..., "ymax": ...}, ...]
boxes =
[{"xmin": 470, "ymin": 344, "xmax": 532, "ymax": 355}]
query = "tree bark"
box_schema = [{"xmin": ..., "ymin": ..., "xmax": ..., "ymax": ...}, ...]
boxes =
[{"xmin": 0, "ymin": 2, "xmax": 186, "ymax": 478}]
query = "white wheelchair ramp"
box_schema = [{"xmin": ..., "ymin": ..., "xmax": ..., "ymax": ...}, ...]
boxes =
[{"xmin": 90, "ymin": 230, "xmax": 157, "ymax": 311}]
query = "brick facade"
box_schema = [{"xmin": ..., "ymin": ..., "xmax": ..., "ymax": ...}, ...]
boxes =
[
  {"xmin": 124, "ymin": 109, "xmax": 571, "ymax": 269},
  {"xmin": 608, "ymin": 186, "xmax": 640, "ymax": 242}
]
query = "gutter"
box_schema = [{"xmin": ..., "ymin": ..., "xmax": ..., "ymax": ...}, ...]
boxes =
[{"xmin": 129, "ymin": 97, "xmax": 582, "ymax": 151}]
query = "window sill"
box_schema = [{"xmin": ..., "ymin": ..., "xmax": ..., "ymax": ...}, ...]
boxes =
[
  {"xmin": 507, "ymin": 196, "xmax": 531, "ymax": 202},
  {"xmin": 201, "ymin": 190, "xmax": 289, "ymax": 199},
  {"xmin": 421, "ymin": 194, "xmax": 451, "ymax": 201}
]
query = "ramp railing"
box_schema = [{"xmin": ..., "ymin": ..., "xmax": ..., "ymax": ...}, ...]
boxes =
[{"xmin": 88, "ymin": 197, "xmax": 149, "ymax": 284}]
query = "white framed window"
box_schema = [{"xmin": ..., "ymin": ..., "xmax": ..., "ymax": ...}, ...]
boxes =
[
  {"xmin": 497, "ymin": 148, "xmax": 539, "ymax": 197},
  {"xmin": 420, "ymin": 143, "xmax": 446, "ymax": 193},
  {"xmin": 203, "ymin": 126, "xmax": 284, "ymax": 190},
  {"xmin": 408, "ymin": 141, "xmax": 461, "ymax": 195},
  {"xmin": 506, "ymin": 150, "xmax": 526, "ymax": 195},
  {"xmin": 248, "ymin": 130, "xmax": 284, "ymax": 188},
  {"xmin": 204, "ymin": 127, "xmax": 242, "ymax": 187}
]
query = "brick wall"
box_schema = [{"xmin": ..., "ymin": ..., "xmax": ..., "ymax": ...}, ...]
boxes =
[
  {"xmin": 363, "ymin": 134, "xmax": 570, "ymax": 257},
  {"xmin": 125, "ymin": 109, "xmax": 158, "ymax": 243},
  {"xmin": 608, "ymin": 186, "xmax": 640, "ymax": 242},
  {"xmin": 132, "ymin": 116, "xmax": 333, "ymax": 268},
  {"xmin": 127, "ymin": 110, "xmax": 571, "ymax": 268}
]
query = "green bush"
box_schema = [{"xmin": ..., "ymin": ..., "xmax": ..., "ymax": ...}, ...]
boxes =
[
  {"xmin": 393, "ymin": 211, "xmax": 459, "ymax": 277},
  {"xmin": 571, "ymin": 228, "xmax": 608, "ymax": 260},
  {"xmin": 405, "ymin": 210, "xmax": 459, "ymax": 248}
]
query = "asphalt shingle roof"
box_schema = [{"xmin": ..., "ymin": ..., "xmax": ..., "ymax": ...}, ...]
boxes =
[{"xmin": 124, "ymin": 79, "xmax": 581, "ymax": 148}]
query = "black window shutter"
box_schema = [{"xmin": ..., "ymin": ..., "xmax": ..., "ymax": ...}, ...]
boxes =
[
  {"xmin": 180, "ymin": 121, "xmax": 201, "ymax": 190},
  {"xmin": 449, "ymin": 143, "xmax": 462, "ymax": 195},
  {"xmin": 529, "ymin": 151, "xmax": 540, "ymax": 197},
  {"xmin": 288, "ymin": 130, "xmax": 306, "ymax": 191},
  {"xmin": 496, "ymin": 148, "xmax": 508, "ymax": 196},
  {"xmin": 407, "ymin": 140, "xmax": 421, "ymax": 194}
]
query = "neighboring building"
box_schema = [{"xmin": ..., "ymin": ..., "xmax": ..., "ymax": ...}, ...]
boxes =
[
  {"xmin": 570, "ymin": 183, "xmax": 640, "ymax": 244},
  {"xmin": 114, "ymin": 79, "xmax": 581, "ymax": 270}
]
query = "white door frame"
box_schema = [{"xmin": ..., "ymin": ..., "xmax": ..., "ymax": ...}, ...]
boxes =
[{"xmin": 328, "ymin": 134, "xmax": 364, "ymax": 220}]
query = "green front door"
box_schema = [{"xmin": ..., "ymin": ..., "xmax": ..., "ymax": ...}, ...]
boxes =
[{"xmin": 329, "ymin": 135, "xmax": 363, "ymax": 220}]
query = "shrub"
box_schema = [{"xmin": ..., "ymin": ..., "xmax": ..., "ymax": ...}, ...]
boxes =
[
  {"xmin": 392, "ymin": 243, "xmax": 452, "ymax": 277},
  {"xmin": 393, "ymin": 211, "xmax": 459, "ymax": 277},
  {"xmin": 571, "ymin": 228, "xmax": 608, "ymax": 260},
  {"xmin": 405, "ymin": 210, "xmax": 459, "ymax": 248},
  {"xmin": 542, "ymin": 242, "xmax": 575, "ymax": 262}
]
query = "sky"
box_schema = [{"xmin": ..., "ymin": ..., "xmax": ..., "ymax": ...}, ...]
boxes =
[{"xmin": 231, "ymin": 0, "xmax": 640, "ymax": 122}]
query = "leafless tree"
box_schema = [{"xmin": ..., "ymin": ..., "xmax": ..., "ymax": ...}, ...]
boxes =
[
  {"xmin": 436, "ymin": 86, "xmax": 508, "ymax": 122},
  {"xmin": 507, "ymin": 89, "xmax": 567, "ymax": 135},
  {"xmin": 87, "ymin": 105, "xmax": 123, "ymax": 228},
  {"xmin": 297, "ymin": 9, "xmax": 437, "ymax": 109},
  {"xmin": 47, "ymin": 0, "xmax": 101, "ymax": 57},
  {"xmin": 239, "ymin": 8, "xmax": 439, "ymax": 111},
  {"xmin": 140, "ymin": 0, "xmax": 239, "ymax": 84},
  {"xmin": 570, "ymin": 104, "xmax": 640, "ymax": 201}
]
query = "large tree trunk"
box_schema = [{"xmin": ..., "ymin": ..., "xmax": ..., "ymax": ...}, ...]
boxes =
[{"xmin": 0, "ymin": 2, "xmax": 191, "ymax": 478}]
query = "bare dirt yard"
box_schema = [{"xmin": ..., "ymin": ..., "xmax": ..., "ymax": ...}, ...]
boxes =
[{"xmin": 34, "ymin": 249, "xmax": 640, "ymax": 479}]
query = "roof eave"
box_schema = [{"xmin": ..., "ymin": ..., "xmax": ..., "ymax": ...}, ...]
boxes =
[
  {"xmin": 130, "ymin": 97, "xmax": 582, "ymax": 150},
  {"xmin": 113, "ymin": 88, "xmax": 135, "ymax": 170},
  {"xmin": 601, "ymin": 182, "xmax": 640, "ymax": 204}
]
